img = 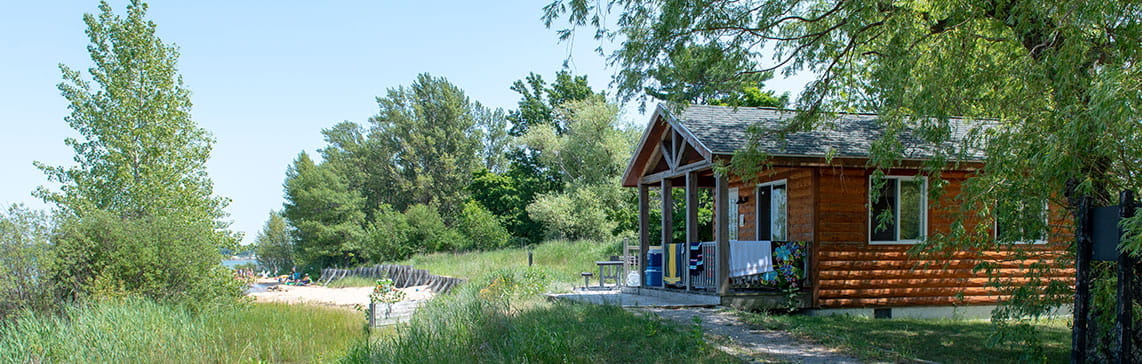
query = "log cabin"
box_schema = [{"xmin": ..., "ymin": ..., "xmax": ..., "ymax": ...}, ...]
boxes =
[{"xmin": 622, "ymin": 104, "xmax": 1073, "ymax": 318}]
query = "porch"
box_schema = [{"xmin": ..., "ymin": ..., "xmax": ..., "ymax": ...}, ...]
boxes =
[{"xmin": 622, "ymin": 105, "xmax": 813, "ymax": 309}]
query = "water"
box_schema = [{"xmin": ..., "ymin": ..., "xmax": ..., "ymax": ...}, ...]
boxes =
[{"xmin": 222, "ymin": 259, "xmax": 256, "ymax": 268}]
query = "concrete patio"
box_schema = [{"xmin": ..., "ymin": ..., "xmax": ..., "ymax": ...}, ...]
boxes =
[{"xmin": 547, "ymin": 286, "xmax": 720, "ymax": 308}]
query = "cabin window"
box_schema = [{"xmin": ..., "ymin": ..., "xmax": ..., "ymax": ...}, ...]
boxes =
[
  {"xmin": 728, "ymin": 188, "xmax": 740, "ymax": 240},
  {"xmin": 869, "ymin": 176, "xmax": 927, "ymax": 244},
  {"xmin": 756, "ymin": 180, "xmax": 788, "ymax": 241},
  {"xmin": 995, "ymin": 201, "xmax": 1049, "ymax": 244}
]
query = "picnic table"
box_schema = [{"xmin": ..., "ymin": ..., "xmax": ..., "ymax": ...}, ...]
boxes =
[{"xmin": 595, "ymin": 260, "xmax": 623, "ymax": 288}]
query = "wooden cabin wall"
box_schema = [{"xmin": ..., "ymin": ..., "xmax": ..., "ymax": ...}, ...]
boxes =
[
  {"xmin": 812, "ymin": 167, "xmax": 1073, "ymax": 308},
  {"xmin": 728, "ymin": 167, "xmax": 814, "ymax": 242}
]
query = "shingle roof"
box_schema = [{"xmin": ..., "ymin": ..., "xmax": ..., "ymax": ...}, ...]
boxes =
[{"xmin": 672, "ymin": 105, "xmax": 985, "ymax": 160}]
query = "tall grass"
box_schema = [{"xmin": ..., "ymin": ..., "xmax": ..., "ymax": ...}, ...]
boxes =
[
  {"xmin": 0, "ymin": 298, "xmax": 363, "ymax": 363},
  {"xmin": 340, "ymin": 267, "xmax": 737, "ymax": 363},
  {"xmin": 398, "ymin": 239, "xmax": 621, "ymax": 286}
]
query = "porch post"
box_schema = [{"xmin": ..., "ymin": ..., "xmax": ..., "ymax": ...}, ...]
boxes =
[
  {"xmin": 638, "ymin": 184, "xmax": 650, "ymax": 288},
  {"xmin": 716, "ymin": 173, "xmax": 731, "ymax": 295},
  {"xmin": 661, "ymin": 179, "xmax": 673, "ymax": 288},
  {"xmin": 685, "ymin": 171, "xmax": 699, "ymax": 291}
]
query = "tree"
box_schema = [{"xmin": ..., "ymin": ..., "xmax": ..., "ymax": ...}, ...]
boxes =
[
  {"xmin": 522, "ymin": 99, "xmax": 637, "ymax": 187},
  {"xmin": 254, "ymin": 211, "xmax": 293, "ymax": 275},
  {"xmin": 369, "ymin": 73, "xmax": 483, "ymax": 218},
  {"xmin": 522, "ymin": 99, "xmax": 639, "ymax": 240},
  {"xmin": 282, "ymin": 152, "xmax": 366, "ymax": 269},
  {"xmin": 503, "ymin": 71, "xmax": 605, "ymax": 222},
  {"xmin": 403, "ymin": 204, "xmax": 464, "ymax": 253},
  {"xmin": 456, "ymin": 200, "xmax": 511, "ymax": 250},
  {"xmin": 641, "ymin": 43, "xmax": 789, "ymax": 109},
  {"xmin": 474, "ymin": 104, "xmax": 512, "ymax": 174},
  {"xmin": 0, "ymin": 204, "xmax": 55, "ymax": 318},
  {"xmin": 34, "ymin": 0, "xmax": 240, "ymax": 305},
  {"xmin": 362, "ymin": 203, "xmax": 413, "ymax": 262},
  {"xmin": 545, "ymin": 0, "xmax": 1142, "ymax": 358},
  {"xmin": 37, "ymin": 1, "xmax": 231, "ymax": 227}
]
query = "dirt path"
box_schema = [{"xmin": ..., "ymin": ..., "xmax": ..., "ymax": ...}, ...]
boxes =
[{"xmin": 638, "ymin": 307, "xmax": 863, "ymax": 364}]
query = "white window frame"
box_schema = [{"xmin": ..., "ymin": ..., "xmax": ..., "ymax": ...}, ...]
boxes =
[
  {"xmin": 728, "ymin": 187, "xmax": 739, "ymax": 240},
  {"xmin": 994, "ymin": 201, "xmax": 1049, "ymax": 245},
  {"xmin": 756, "ymin": 179, "xmax": 788, "ymax": 241},
  {"xmin": 868, "ymin": 175, "xmax": 928, "ymax": 245}
]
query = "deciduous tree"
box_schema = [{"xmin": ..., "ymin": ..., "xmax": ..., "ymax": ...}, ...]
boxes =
[
  {"xmin": 254, "ymin": 211, "xmax": 293, "ymax": 275},
  {"xmin": 34, "ymin": 0, "xmax": 240, "ymax": 305},
  {"xmin": 369, "ymin": 73, "xmax": 483, "ymax": 218}
]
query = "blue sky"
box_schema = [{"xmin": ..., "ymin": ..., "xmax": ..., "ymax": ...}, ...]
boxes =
[{"xmin": 0, "ymin": 1, "xmax": 811, "ymax": 245}]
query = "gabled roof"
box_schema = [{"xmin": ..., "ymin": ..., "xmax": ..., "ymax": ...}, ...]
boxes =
[
  {"xmin": 675, "ymin": 105, "xmax": 984, "ymax": 160},
  {"xmin": 621, "ymin": 104, "xmax": 986, "ymax": 187}
]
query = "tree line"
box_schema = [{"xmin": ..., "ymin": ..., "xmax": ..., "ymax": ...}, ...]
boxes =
[
  {"xmin": 258, "ymin": 72, "xmax": 642, "ymax": 273},
  {"xmin": 0, "ymin": 0, "xmax": 789, "ymax": 319}
]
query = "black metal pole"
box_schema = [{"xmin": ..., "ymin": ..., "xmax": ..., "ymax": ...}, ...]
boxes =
[
  {"xmin": 1117, "ymin": 190, "xmax": 1135, "ymax": 364},
  {"xmin": 1074, "ymin": 196, "xmax": 1093, "ymax": 364}
]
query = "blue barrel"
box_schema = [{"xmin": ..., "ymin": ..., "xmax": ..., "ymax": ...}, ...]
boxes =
[
  {"xmin": 647, "ymin": 247, "xmax": 663, "ymax": 267},
  {"xmin": 644, "ymin": 266, "xmax": 663, "ymax": 287}
]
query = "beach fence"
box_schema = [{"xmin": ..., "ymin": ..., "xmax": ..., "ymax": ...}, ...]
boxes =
[
  {"xmin": 318, "ymin": 264, "xmax": 466, "ymax": 294},
  {"xmin": 320, "ymin": 265, "xmax": 466, "ymax": 327}
]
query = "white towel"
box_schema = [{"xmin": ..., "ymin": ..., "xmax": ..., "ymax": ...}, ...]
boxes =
[{"xmin": 729, "ymin": 240, "xmax": 773, "ymax": 278}]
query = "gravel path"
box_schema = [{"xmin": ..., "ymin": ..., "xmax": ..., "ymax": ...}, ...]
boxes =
[{"xmin": 638, "ymin": 307, "xmax": 863, "ymax": 364}]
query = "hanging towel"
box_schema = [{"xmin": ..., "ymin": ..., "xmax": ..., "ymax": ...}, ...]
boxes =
[{"xmin": 729, "ymin": 240, "xmax": 773, "ymax": 278}]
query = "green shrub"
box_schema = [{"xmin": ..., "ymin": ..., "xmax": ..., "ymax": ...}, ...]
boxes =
[
  {"xmin": 0, "ymin": 204, "xmax": 55, "ymax": 319},
  {"xmin": 405, "ymin": 204, "xmax": 463, "ymax": 253},
  {"xmin": 527, "ymin": 186, "xmax": 617, "ymax": 241},
  {"xmin": 363, "ymin": 204, "xmax": 413, "ymax": 262},
  {"xmin": 50, "ymin": 210, "xmax": 244, "ymax": 309},
  {"xmin": 456, "ymin": 200, "xmax": 511, "ymax": 250}
]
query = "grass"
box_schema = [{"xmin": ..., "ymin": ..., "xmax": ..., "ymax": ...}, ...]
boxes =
[
  {"xmin": 0, "ymin": 298, "xmax": 364, "ymax": 363},
  {"xmin": 341, "ymin": 267, "xmax": 738, "ymax": 364},
  {"xmin": 736, "ymin": 311, "xmax": 1071, "ymax": 363},
  {"xmin": 397, "ymin": 239, "xmax": 621, "ymax": 287}
]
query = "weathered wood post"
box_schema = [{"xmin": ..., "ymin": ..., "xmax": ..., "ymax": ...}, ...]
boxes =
[
  {"xmin": 661, "ymin": 178, "xmax": 673, "ymax": 288},
  {"xmin": 1074, "ymin": 196, "xmax": 1093, "ymax": 364},
  {"xmin": 716, "ymin": 173, "xmax": 731, "ymax": 296},
  {"xmin": 1117, "ymin": 190, "xmax": 1135, "ymax": 364},
  {"xmin": 639, "ymin": 184, "xmax": 650, "ymax": 288},
  {"xmin": 685, "ymin": 171, "xmax": 699, "ymax": 292}
]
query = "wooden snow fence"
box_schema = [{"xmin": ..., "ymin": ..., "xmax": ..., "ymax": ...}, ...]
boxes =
[{"xmin": 318, "ymin": 264, "xmax": 466, "ymax": 294}]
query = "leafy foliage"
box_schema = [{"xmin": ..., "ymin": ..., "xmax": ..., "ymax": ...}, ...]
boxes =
[
  {"xmin": 456, "ymin": 201, "xmax": 511, "ymax": 250},
  {"xmin": 468, "ymin": 169, "xmax": 543, "ymax": 244},
  {"xmin": 254, "ymin": 211, "xmax": 293, "ymax": 275},
  {"xmin": 282, "ymin": 152, "xmax": 367, "ymax": 268},
  {"xmin": 362, "ymin": 203, "xmax": 414, "ymax": 262},
  {"xmin": 36, "ymin": 1, "xmax": 231, "ymax": 229},
  {"xmin": 522, "ymin": 99, "xmax": 639, "ymax": 240},
  {"xmin": 50, "ymin": 210, "xmax": 244, "ymax": 308},
  {"xmin": 0, "ymin": 205, "xmax": 56, "ymax": 319},
  {"xmin": 404, "ymin": 204, "xmax": 465, "ymax": 254},
  {"xmin": 369, "ymin": 73, "xmax": 486, "ymax": 219},
  {"xmin": 34, "ymin": 0, "xmax": 241, "ymax": 306}
]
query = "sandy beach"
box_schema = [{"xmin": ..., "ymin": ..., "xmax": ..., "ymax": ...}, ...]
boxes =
[{"xmin": 248, "ymin": 278, "xmax": 435, "ymax": 307}]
